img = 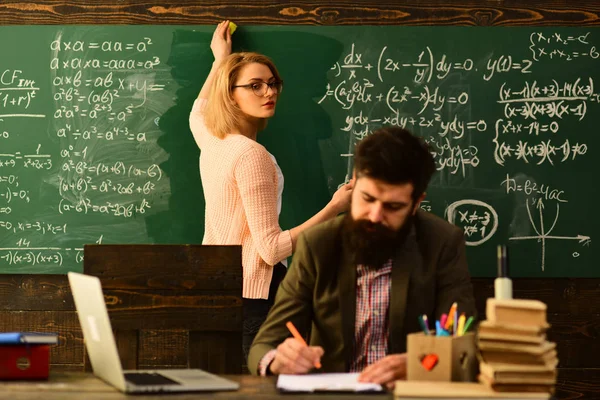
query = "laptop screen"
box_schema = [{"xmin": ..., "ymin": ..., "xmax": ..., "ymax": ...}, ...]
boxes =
[{"xmin": 68, "ymin": 272, "xmax": 128, "ymax": 391}]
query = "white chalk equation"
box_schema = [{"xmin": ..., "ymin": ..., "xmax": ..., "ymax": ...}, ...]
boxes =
[
  {"xmin": 320, "ymin": 33, "xmax": 599, "ymax": 188},
  {"xmin": 445, "ymin": 200, "xmax": 499, "ymax": 247},
  {"xmin": 0, "ymin": 28, "xmax": 173, "ymax": 272},
  {"xmin": 529, "ymin": 31, "xmax": 598, "ymax": 62},
  {"xmin": 0, "ymin": 235, "xmax": 103, "ymax": 268}
]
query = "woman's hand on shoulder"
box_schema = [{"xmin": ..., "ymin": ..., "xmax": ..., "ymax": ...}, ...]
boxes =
[
  {"xmin": 211, "ymin": 20, "xmax": 233, "ymax": 63},
  {"xmin": 330, "ymin": 178, "xmax": 354, "ymax": 215}
]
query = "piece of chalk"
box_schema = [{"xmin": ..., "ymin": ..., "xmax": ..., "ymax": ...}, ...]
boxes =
[{"xmin": 229, "ymin": 22, "xmax": 237, "ymax": 35}]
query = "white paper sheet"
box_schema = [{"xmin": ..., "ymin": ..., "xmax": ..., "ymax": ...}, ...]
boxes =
[{"xmin": 276, "ymin": 372, "xmax": 384, "ymax": 392}]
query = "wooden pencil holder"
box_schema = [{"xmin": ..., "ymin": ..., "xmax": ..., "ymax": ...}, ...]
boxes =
[{"xmin": 407, "ymin": 332, "xmax": 478, "ymax": 382}]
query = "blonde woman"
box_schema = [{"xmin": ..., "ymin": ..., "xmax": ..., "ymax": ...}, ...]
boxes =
[{"xmin": 189, "ymin": 21, "xmax": 353, "ymax": 360}]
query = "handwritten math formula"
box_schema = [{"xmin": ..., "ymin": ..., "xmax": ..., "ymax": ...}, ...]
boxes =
[
  {"xmin": 0, "ymin": 28, "xmax": 173, "ymax": 272},
  {"xmin": 317, "ymin": 27, "xmax": 598, "ymax": 274}
]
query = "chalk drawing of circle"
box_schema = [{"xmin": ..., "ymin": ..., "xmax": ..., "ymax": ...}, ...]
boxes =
[{"xmin": 445, "ymin": 199, "xmax": 498, "ymax": 247}]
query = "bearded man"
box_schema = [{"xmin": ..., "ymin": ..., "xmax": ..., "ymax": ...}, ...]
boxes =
[{"xmin": 248, "ymin": 126, "xmax": 476, "ymax": 388}]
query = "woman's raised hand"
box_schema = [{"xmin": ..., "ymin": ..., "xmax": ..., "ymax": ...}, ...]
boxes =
[
  {"xmin": 211, "ymin": 20, "xmax": 233, "ymax": 63},
  {"xmin": 330, "ymin": 178, "xmax": 354, "ymax": 215}
]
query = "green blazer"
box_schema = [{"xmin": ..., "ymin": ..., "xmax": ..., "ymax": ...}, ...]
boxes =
[{"xmin": 248, "ymin": 210, "xmax": 476, "ymax": 375}]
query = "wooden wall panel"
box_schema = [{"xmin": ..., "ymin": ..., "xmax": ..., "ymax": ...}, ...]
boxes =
[
  {"xmin": 84, "ymin": 245, "xmax": 242, "ymax": 291},
  {"xmin": 0, "ymin": 246, "xmax": 243, "ymax": 374},
  {"xmin": 84, "ymin": 245, "xmax": 244, "ymax": 374},
  {"xmin": 1, "ymin": 277, "xmax": 596, "ymax": 374},
  {"xmin": 189, "ymin": 331, "xmax": 243, "ymax": 374},
  {"xmin": 114, "ymin": 330, "xmax": 138, "ymax": 370},
  {"xmin": 102, "ymin": 289, "xmax": 241, "ymax": 331},
  {"xmin": 0, "ymin": 1, "xmax": 596, "ymax": 25},
  {"xmin": 0, "ymin": 275, "xmax": 73, "ymax": 311},
  {"xmin": 555, "ymin": 369, "xmax": 600, "ymax": 400},
  {"xmin": 138, "ymin": 330, "xmax": 189, "ymax": 368}
]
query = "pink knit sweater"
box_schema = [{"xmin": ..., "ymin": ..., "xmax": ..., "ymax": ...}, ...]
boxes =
[{"xmin": 189, "ymin": 99, "xmax": 293, "ymax": 299}]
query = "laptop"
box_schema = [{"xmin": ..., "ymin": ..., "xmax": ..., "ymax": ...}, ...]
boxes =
[{"xmin": 67, "ymin": 272, "xmax": 240, "ymax": 393}]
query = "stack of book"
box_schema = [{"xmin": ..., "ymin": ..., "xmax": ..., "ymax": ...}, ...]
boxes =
[
  {"xmin": 477, "ymin": 298, "xmax": 557, "ymax": 394},
  {"xmin": 0, "ymin": 332, "xmax": 58, "ymax": 380}
]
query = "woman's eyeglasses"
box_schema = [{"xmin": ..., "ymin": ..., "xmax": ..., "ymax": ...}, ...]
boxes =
[{"xmin": 233, "ymin": 80, "xmax": 284, "ymax": 97}]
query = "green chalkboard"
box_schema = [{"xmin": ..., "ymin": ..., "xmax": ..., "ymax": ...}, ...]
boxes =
[{"xmin": 0, "ymin": 25, "xmax": 598, "ymax": 277}]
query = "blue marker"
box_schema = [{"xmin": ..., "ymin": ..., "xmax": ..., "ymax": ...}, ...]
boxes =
[{"xmin": 436, "ymin": 320, "xmax": 449, "ymax": 337}]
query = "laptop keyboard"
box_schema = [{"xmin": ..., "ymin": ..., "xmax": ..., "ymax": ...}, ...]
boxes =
[{"xmin": 124, "ymin": 372, "xmax": 181, "ymax": 386}]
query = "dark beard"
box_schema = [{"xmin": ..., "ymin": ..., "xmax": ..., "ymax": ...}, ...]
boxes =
[{"xmin": 342, "ymin": 213, "xmax": 413, "ymax": 269}]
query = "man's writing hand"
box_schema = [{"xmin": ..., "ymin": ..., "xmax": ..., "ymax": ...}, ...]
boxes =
[{"xmin": 269, "ymin": 338, "xmax": 324, "ymax": 375}]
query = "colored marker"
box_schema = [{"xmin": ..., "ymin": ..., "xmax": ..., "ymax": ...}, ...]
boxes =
[
  {"xmin": 495, "ymin": 244, "xmax": 513, "ymax": 300},
  {"xmin": 419, "ymin": 314, "xmax": 430, "ymax": 335},
  {"xmin": 453, "ymin": 305, "xmax": 459, "ymax": 336},
  {"xmin": 462, "ymin": 316, "xmax": 475, "ymax": 335},
  {"xmin": 286, "ymin": 321, "xmax": 321, "ymax": 369},
  {"xmin": 457, "ymin": 313, "xmax": 466, "ymax": 336},
  {"xmin": 445, "ymin": 302, "xmax": 457, "ymax": 331},
  {"xmin": 440, "ymin": 313, "xmax": 448, "ymax": 329}
]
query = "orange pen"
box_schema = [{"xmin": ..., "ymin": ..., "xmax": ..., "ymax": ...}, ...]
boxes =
[
  {"xmin": 444, "ymin": 302, "xmax": 457, "ymax": 331},
  {"xmin": 286, "ymin": 321, "xmax": 321, "ymax": 369}
]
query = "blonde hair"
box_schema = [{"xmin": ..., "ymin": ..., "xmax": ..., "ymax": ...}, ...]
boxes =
[{"xmin": 203, "ymin": 52, "xmax": 282, "ymax": 139}]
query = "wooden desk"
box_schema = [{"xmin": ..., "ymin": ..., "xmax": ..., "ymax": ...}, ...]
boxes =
[{"xmin": 0, "ymin": 372, "xmax": 393, "ymax": 399}]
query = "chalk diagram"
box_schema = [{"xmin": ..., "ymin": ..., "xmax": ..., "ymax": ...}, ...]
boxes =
[{"xmin": 508, "ymin": 198, "xmax": 591, "ymax": 271}]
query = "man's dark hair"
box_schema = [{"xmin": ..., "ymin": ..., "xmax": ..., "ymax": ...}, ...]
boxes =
[{"xmin": 354, "ymin": 127, "xmax": 436, "ymax": 202}]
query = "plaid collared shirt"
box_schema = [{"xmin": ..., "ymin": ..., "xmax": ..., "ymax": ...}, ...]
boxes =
[
  {"xmin": 259, "ymin": 259, "xmax": 393, "ymax": 375},
  {"xmin": 349, "ymin": 260, "xmax": 393, "ymax": 372}
]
